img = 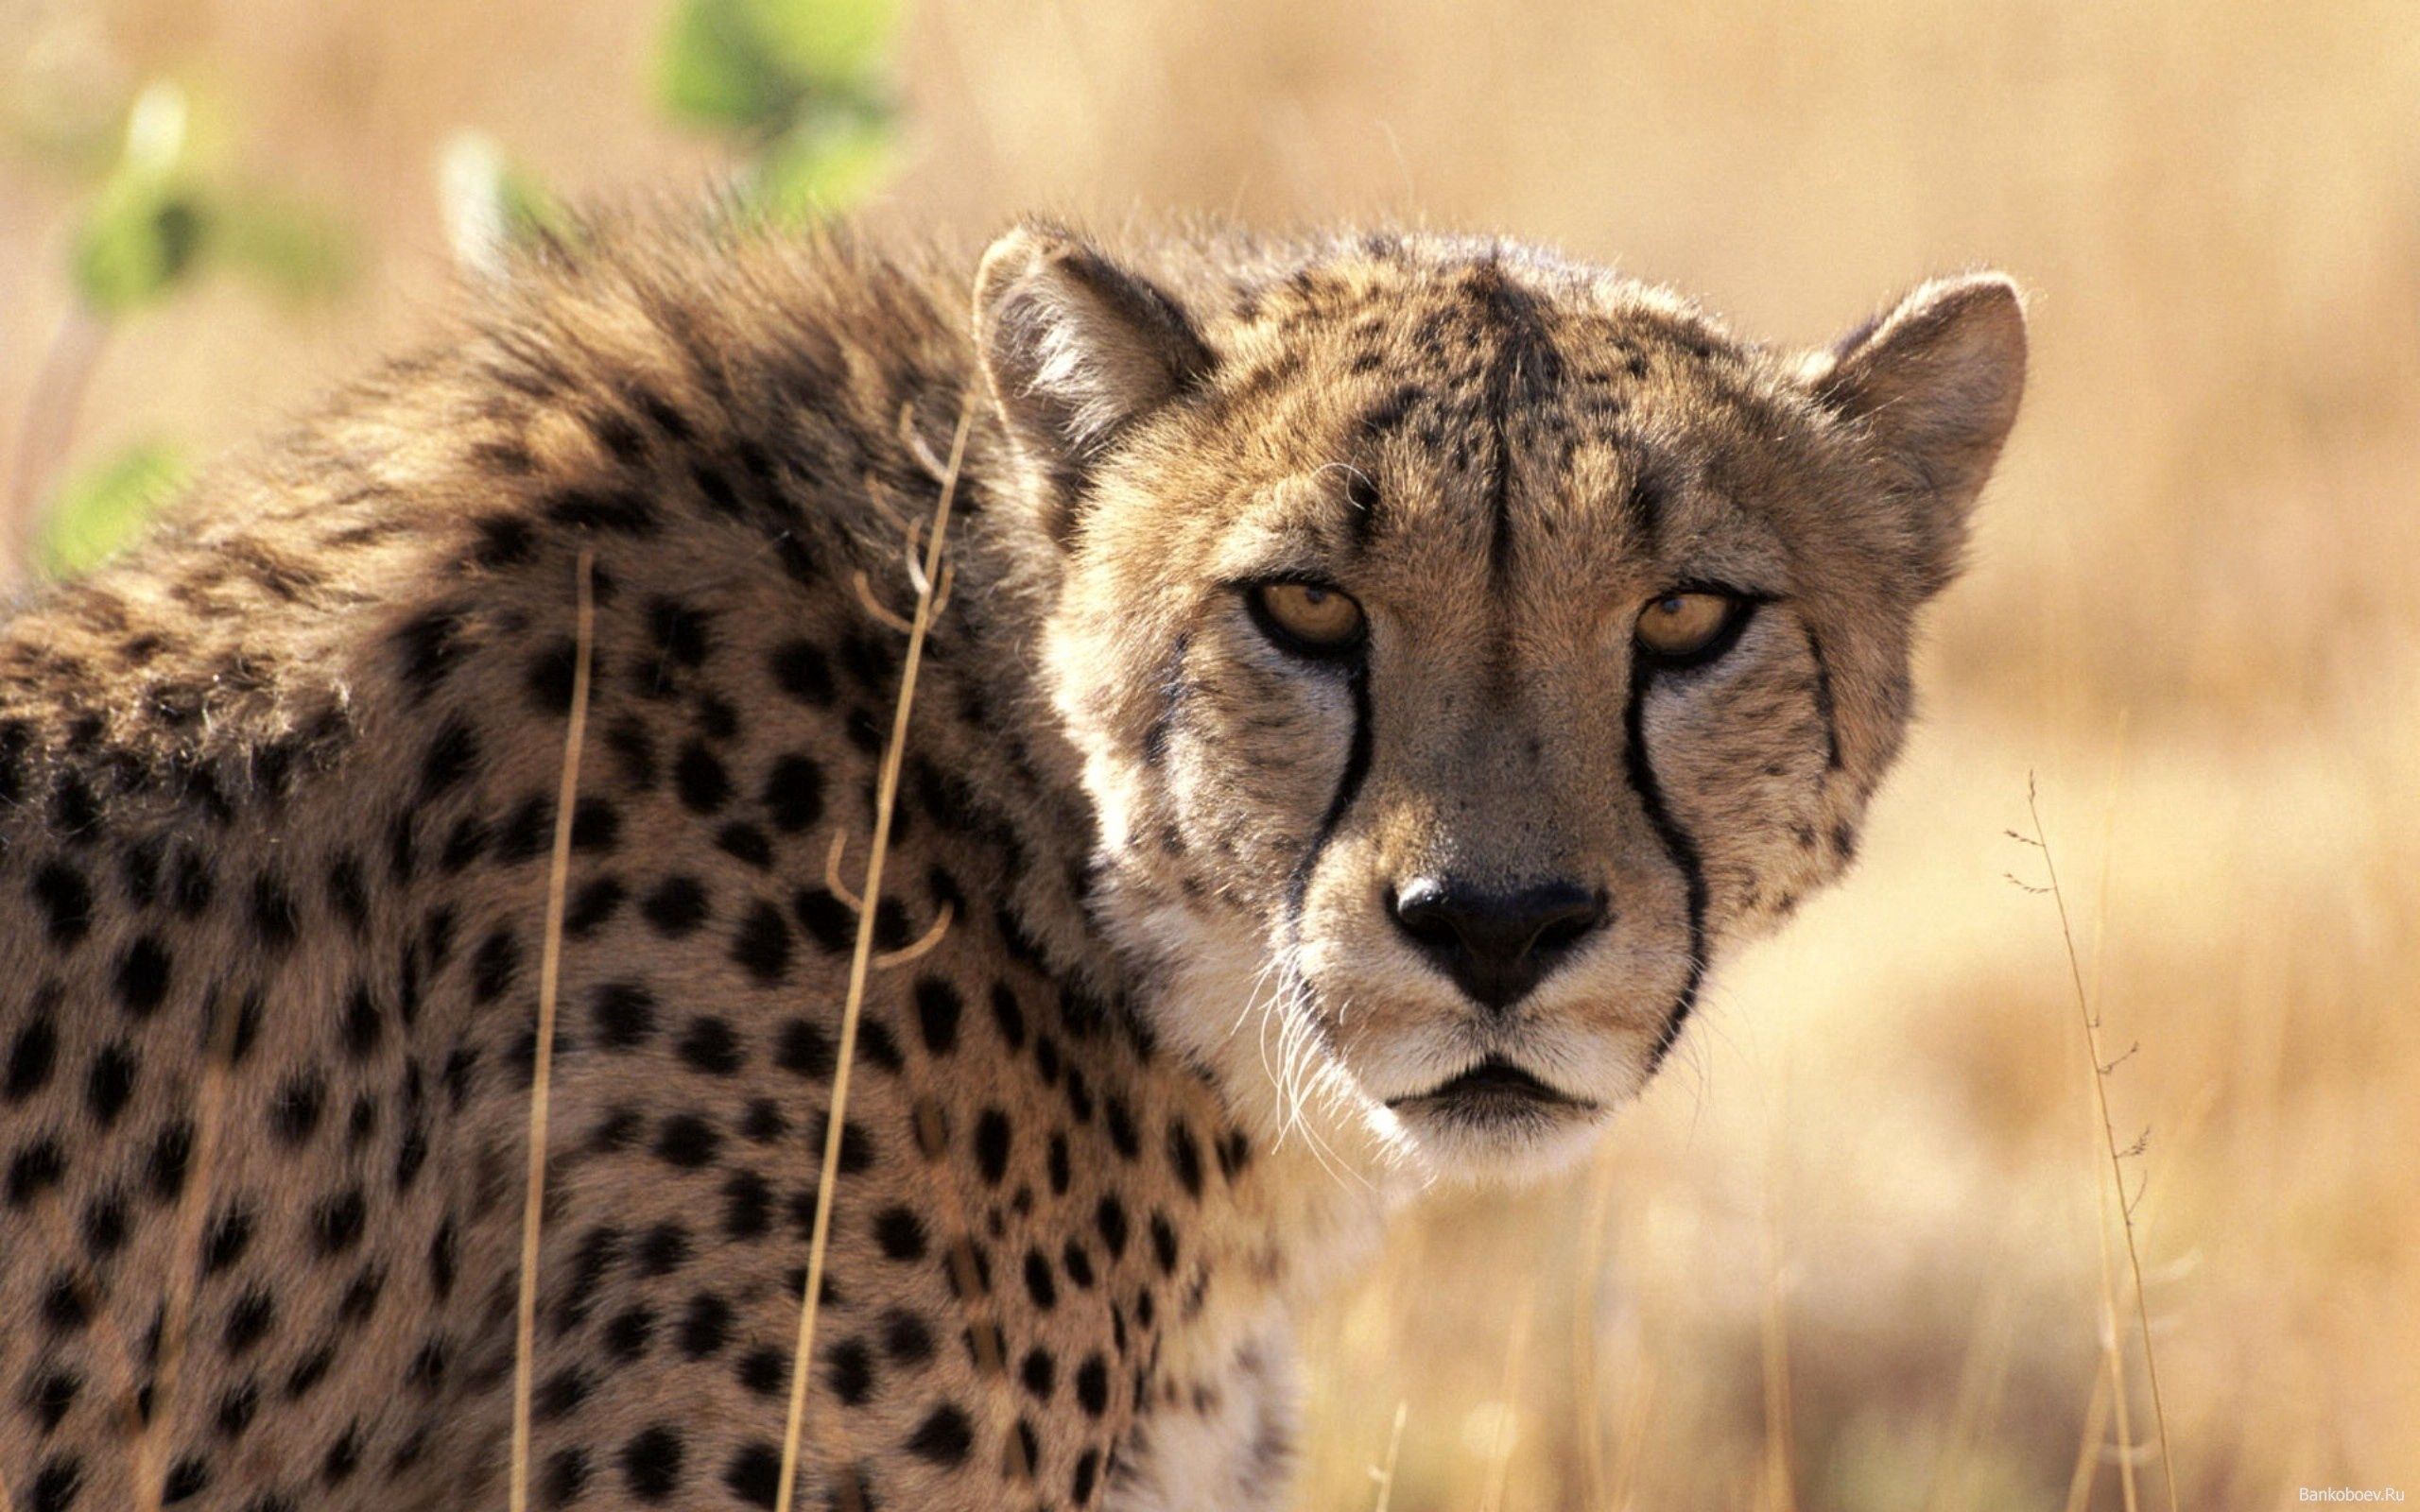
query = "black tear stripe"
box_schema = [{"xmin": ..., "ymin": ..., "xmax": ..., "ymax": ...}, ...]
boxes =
[
  {"xmin": 1625, "ymin": 665, "xmax": 1708, "ymax": 1072},
  {"xmin": 1282, "ymin": 663, "xmax": 1374, "ymax": 930},
  {"xmin": 1804, "ymin": 625, "xmax": 1843, "ymax": 772}
]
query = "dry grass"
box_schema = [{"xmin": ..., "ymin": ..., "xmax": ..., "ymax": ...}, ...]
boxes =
[
  {"xmin": 507, "ymin": 547, "xmax": 596, "ymax": 1512},
  {"xmin": 4, "ymin": 1, "xmax": 2416, "ymax": 1506}
]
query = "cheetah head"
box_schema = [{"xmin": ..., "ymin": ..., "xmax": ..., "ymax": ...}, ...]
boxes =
[{"xmin": 976, "ymin": 225, "xmax": 2025, "ymax": 1181}]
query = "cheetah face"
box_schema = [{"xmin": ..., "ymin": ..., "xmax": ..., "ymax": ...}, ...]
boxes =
[{"xmin": 977, "ymin": 226, "xmax": 2025, "ymax": 1179}]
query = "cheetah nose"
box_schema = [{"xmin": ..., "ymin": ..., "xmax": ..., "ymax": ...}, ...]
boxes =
[{"xmin": 1388, "ymin": 877, "xmax": 1607, "ymax": 1012}]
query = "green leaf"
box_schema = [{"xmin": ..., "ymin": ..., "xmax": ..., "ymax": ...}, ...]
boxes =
[
  {"xmin": 69, "ymin": 82, "xmax": 210, "ymax": 315},
  {"xmin": 657, "ymin": 0, "xmax": 807, "ymax": 131},
  {"xmin": 654, "ymin": 0, "xmax": 897, "ymax": 134},
  {"xmin": 36, "ymin": 441, "xmax": 186, "ymax": 578},
  {"xmin": 72, "ymin": 182, "xmax": 209, "ymax": 315},
  {"xmin": 216, "ymin": 195, "xmax": 355, "ymax": 302},
  {"xmin": 751, "ymin": 109, "xmax": 894, "ymax": 222},
  {"xmin": 747, "ymin": 0, "xmax": 897, "ymax": 93}
]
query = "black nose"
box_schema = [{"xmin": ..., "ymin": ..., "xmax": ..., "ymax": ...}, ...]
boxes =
[{"xmin": 1389, "ymin": 877, "xmax": 1607, "ymax": 1011}]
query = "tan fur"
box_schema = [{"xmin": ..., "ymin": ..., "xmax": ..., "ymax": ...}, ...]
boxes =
[{"xmin": 0, "ymin": 215, "xmax": 2020, "ymax": 1511}]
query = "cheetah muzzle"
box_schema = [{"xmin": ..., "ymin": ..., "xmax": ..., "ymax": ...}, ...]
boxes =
[{"xmin": 0, "ymin": 215, "xmax": 2023, "ymax": 1512}]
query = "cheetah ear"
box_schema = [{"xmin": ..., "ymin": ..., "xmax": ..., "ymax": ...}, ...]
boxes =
[
  {"xmin": 1806, "ymin": 273, "xmax": 2027, "ymax": 588},
  {"xmin": 974, "ymin": 223, "xmax": 1216, "ymax": 542}
]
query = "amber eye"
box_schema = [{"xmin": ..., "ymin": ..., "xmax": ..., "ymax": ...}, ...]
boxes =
[
  {"xmin": 1250, "ymin": 581, "xmax": 1367, "ymax": 656},
  {"xmin": 1634, "ymin": 590, "xmax": 1740, "ymax": 662}
]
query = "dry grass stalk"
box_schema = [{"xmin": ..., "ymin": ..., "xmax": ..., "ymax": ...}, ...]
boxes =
[
  {"xmin": 133, "ymin": 970, "xmax": 247, "ymax": 1509},
  {"xmin": 1475, "ymin": 1286, "xmax": 1534, "ymax": 1512},
  {"xmin": 1369, "ymin": 1400, "xmax": 1408, "ymax": 1512},
  {"xmin": 2062, "ymin": 1351, "xmax": 2117, "ymax": 1512},
  {"xmin": 2021, "ymin": 776, "xmax": 2180, "ymax": 1512},
  {"xmin": 507, "ymin": 546, "xmax": 596, "ymax": 1512},
  {"xmin": 772, "ymin": 404, "xmax": 973, "ymax": 1512}
]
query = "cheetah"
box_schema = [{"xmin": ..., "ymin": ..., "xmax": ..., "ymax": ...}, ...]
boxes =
[{"xmin": 0, "ymin": 216, "xmax": 2025, "ymax": 1511}]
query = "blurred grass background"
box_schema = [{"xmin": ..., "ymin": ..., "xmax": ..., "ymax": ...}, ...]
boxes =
[{"xmin": 4, "ymin": 0, "xmax": 2416, "ymax": 1505}]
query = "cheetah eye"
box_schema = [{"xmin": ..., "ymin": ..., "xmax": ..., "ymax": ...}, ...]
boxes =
[
  {"xmin": 1634, "ymin": 589, "xmax": 1748, "ymax": 666},
  {"xmin": 1248, "ymin": 581, "xmax": 1367, "ymax": 659}
]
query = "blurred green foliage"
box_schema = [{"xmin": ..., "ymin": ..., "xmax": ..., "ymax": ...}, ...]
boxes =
[
  {"xmin": 655, "ymin": 0, "xmax": 900, "ymax": 223},
  {"xmin": 22, "ymin": 0, "xmax": 904, "ymax": 580},
  {"xmin": 70, "ymin": 83, "xmax": 353, "ymax": 316},
  {"xmin": 35, "ymin": 440, "xmax": 187, "ymax": 578}
]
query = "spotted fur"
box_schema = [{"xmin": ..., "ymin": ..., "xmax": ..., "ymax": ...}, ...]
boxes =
[{"xmin": 0, "ymin": 215, "xmax": 2022, "ymax": 1510}]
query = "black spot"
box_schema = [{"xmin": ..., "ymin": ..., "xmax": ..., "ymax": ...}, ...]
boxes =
[
  {"xmin": 737, "ymin": 1346, "xmax": 788, "ymax": 1397},
  {"xmin": 871, "ymin": 895, "xmax": 909, "ymax": 943},
  {"xmin": 1072, "ymin": 1447, "xmax": 1101, "ymax": 1506},
  {"xmin": 471, "ymin": 929, "xmax": 520, "ymax": 1003},
  {"xmin": 674, "ymin": 743, "xmax": 731, "ymax": 814},
  {"xmin": 620, "ymin": 1425, "xmax": 685, "ymax": 1501},
  {"xmin": 883, "ymin": 1310, "xmax": 935, "ymax": 1366},
  {"xmin": 1103, "ymin": 1096, "xmax": 1140, "ymax": 1159},
  {"xmin": 725, "ymin": 1442, "xmax": 785, "ymax": 1509},
  {"xmin": 1047, "ymin": 1134, "xmax": 1071, "ymax": 1196},
  {"xmin": 1022, "ymin": 1249, "xmax": 1058, "ymax": 1310},
  {"xmin": 775, "ymin": 1018, "xmax": 835, "ymax": 1078},
  {"xmin": 250, "ymin": 875, "xmax": 301, "ymax": 954},
  {"xmin": 905, "ymin": 1404, "xmax": 974, "ymax": 1468},
  {"xmin": 28, "ymin": 1368, "xmax": 80, "ymax": 1433},
  {"xmin": 8, "ymin": 1139, "xmax": 67, "ymax": 1207},
  {"xmin": 535, "ymin": 1366, "xmax": 590, "ymax": 1420},
  {"xmin": 761, "ymin": 753, "xmax": 824, "ymax": 833},
  {"xmin": 769, "ymin": 640, "xmax": 837, "ymax": 705},
  {"xmin": 678, "ymin": 1017, "xmax": 743, "ymax": 1075},
  {"xmin": 792, "ymin": 887, "xmax": 856, "ymax": 954},
  {"xmin": 636, "ymin": 1222, "xmax": 692, "ymax": 1277},
  {"xmin": 605, "ymin": 718, "xmax": 658, "ymax": 789},
  {"xmin": 474, "ymin": 513, "xmax": 537, "ymax": 568},
  {"xmin": 641, "ymin": 875, "xmax": 709, "ymax": 936},
  {"xmin": 215, "ymin": 1381, "xmax": 258, "ymax": 1438},
  {"xmin": 417, "ymin": 718, "xmax": 479, "ymax": 801},
  {"xmin": 722, "ymin": 1169, "xmax": 772, "ymax": 1241},
  {"xmin": 973, "ymin": 1108, "xmax": 1011, "ymax": 1185},
  {"xmin": 271, "ymin": 1074, "xmax": 325, "ymax": 1145},
  {"xmin": 988, "ymin": 985, "xmax": 1027, "ymax": 1051},
  {"xmin": 6, "ymin": 1016, "xmax": 60, "ymax": 1102},
  {"xmin": 1075, "ymin": 1354, "xmax": 1110, "ymax": 1417},
  {"xmin": 393, "ymin": 609, "xmax": 464, "ymax": 700},
  {"xmin": 30, "ymin": 1458, "xmax": 82, "ymax": 1512},
  {"xmin": 31, "ymin": 864, "xmax": 93, "ymax": 948},
  {"xmin": 312, "ymin": 1188, "xmax": 367, "ymax": 1256},
  {"xmin": 1062, "ymin": 1239, "xmax": 1096, "ymax": 1290},
  {"xmin": 147, "ymin": 1118, "xmax": 195, "ymax": 1200},
  {"xmin": 1096, "ymin": 1197, "xmax": 1128, "ymax": 1260},
  {"xmin": 732, "ymin": 902, "xmax": 792, "ymax": 983},
  {"xmin": 648, "ymin": 597, "xmax": 713, "ymax": 668},
  {"xmin": 564, "ymin": 875, "xmax": 625, "ymax": 936},
  {"xmin": 1150, "ymin": 1212, "xmax": 1180, "ymax": 1275},
  {"xmin": 655, "ymin": 1114, "xmax": 720, "ymax": 1169},
  {"xmin": 678, "ymin": 1293, "xmax": 733, "ymax": 1358},
  {"xmin": 604, "ymin": 1307, "xmax": 656, "ymax": 1362},
  {"xmin": 340, "ymin": 986, "xmax": 382, "ymax": 1059},
  {"xmin": 546, "ymin": 1447, "xmax": 590, "ymax": 1507},
  {"xmin": 825, "ymin": 1337, "xmax": 875, "ymax": 1405},
  {"xmin": 715, "ymin": 822, "xmax": 773, "ymax": 868},
  {"xmin": 1018, "ymin": 1348, "xmax": 1057, "ymax": 1402},
  {"xmin": 914, "ymin": 978, "xmax": 962, "ymax": 1056},
  {"xmin": 873, "ymin": 1206, "xmax": 926, "ymax": 1262},
  {"xmin": 1167, "ymin": 1120, "xmax": 1204, "ymax": 1198},
  {"xmin": 222, "ymin": 1288, "xmax": 277, "ymax": 1355},
  {"xmin": 114, "ymin": 936, "xmax": 173, "ymax": 1016},
  {"xmin": 594, "ymin": 982, "xmax": 658, "ymax": 1049}
]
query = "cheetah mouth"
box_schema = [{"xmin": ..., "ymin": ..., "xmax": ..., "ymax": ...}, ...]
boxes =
[{"xmin": 1385, "ymin": 1057, "xmax": 1598, "ymax": 1118}]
